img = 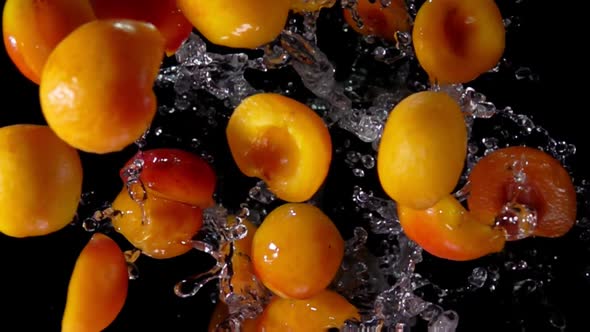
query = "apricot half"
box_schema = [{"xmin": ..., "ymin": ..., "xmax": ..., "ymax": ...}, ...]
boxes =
[
  {"xmin": 377, "ymin": 91, "xmax": 467, "ymax": 210},
  {"xmin": 343, "ymin": 0, "xmax": 411, "ymax": 42},
  {"xmin": 398, "ymin": 195, "xmax": 506, "ymax": 261},
  {"xmin": 468, "ymin": 146, "xmax": 577, "ymax": 239},
  {"xmin": 111, "ymin": 188, "xmax": 203, "ymax": 259},
  {"xmin": 90, "ymin": 0, "xmax": 192, "ymax": 55},
  {"xmin": 40, "ymin": 19, "xmax": 165, "ymax": 154},
  {"xmin": 62, "ymin": 233, "xmax": 128, "ymax": 332},
  {"xmin": 258, "ymin": 289, "xmax": 359, "ymax": 331},
  {"xmin": 227, "ymin": 93, "xmax": 332, "ymax": 202},
  {"xmin": 2, "ymin": 0, "xmax": 95, "ymax": 84},
  {"xmin": 121, "ymin": 149, "xmax": 216, "ymax": 208},
  {"xmin": 177, "ymin": 0, "xmax": 290, "ymax": 49},
  {"xmin": 0, "ymin": 125, "xmax": 82, "ymax": 238},
  {"xmin": 251, "ymin": 203, "xmax": 344, "ymax": 299},
  {"xmin": 413, "ymin": 0, "xmax": 505, "ymax": 84}
]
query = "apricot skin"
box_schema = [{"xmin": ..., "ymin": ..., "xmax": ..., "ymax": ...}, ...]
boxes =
[
  {"xmin": 62, "ymin": 233, "xmax": 128, "ymax": 332},
  {"xmin": 0, "ymin": 125, "xmax": 82, "ymax": 238},
  {"xmin": 377, "ymin": 91, "xmax": 467, "ymax": 210},
  {"xmin": 111, "ymin": 188, "xmax": 203, "ymax": 259},
  {"xmin": 399, "ymin": 195, "xmax": 506, "ymax": 261},
  {"xmin": 468, "ymin": 146, "xmax": 577, "ymax": 238},
  {"xmin": 344, "ymin": 0, "xmax": 411, "ymax": 41},
  {"xmin": 2, "ymin": 0, "xmax": 96, "ymax": 84},
  {"xmin": 227, "ymin": 93, "xmax": 332, "ymax": 203},
  {"xmin": 40, "ymin": 19, "xmax": 165, "ymax": 154},
  {"xmin": 413, "ymin": 0, "xmax": 505, "ymax": 84},
  {"xmin": 258, "ymin": 290, "xmax": 359, "ymax": 331},
  {"xmin": 177, "ymin": 0, "xmax": 290, "ymax": 49},
  {"xmin": 251, "ymin": 203, "xmax": 344, "ymax": 300}
]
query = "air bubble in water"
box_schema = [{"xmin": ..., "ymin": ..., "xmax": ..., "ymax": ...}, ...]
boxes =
[
  {"xmin": 468, "ymin": 267, "xmax": 488, "ymax": 289},
  {"xmin": 428, "ymin": 310, "xmax": 459, "ymax": 332},
  {"xmin": 248, "ymin": 181, "xmax": 276, "ymax": 204}
]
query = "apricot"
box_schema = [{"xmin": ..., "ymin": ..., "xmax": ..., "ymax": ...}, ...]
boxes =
[
  {"xmin": 62, "ymin": 233, "xmax": 128, "ymax": 332},
  {"xmin": 40, "ymin": 19, "xmax": 165, "ymax": 154},
  {"xmin": 89, "ymin": 0, "xmax": 192, "ymax": 55},
  {"xmin": 111, "ymin": 188, "xmax": 203, "ymax": 259},
  {"xmin": 377, "ymin": 91, "xmax": 467, "ymax": 210},
  {"xmin": 121, "ymin": 149, "xmax": 216, "ymax": 208},
  {"xmin": 468, "ymin": 146, "xmax": 577, "ymax": 239},
  {"xmin": 177, "ymin": 0, "xmax": 290, "ymax": 49},
  {"xmin": 413, "ymin": 0, "xmax": 505, "ymax": 84},
  {"xmin": 2, "ymin": 0, "xmax": 95, "ymax": 84},
  {"xmin": 208, "ymin": 301, "xmax": 258, "ymax": 332},
  {"xmin": 343, "ymin": 0, "xmax": 411, "ymax": 42},
  {"xmin": 229, "ymin": 218, "xmax": 259, "ymax": 297},
  {"xmin": 252, "ymin": 203, "xmax": 344, "ymax": 299},
  {"xmin": 398, "ymin": 195, "xmax": 506, "ymax": 261},
  {"xmin": 0, "ymin": 125, "xmax": 82, "ymax": 238},
  {"xmin": 227, "ymin": 93, "xmax": 332, "ymax": 202},
  {"xmin": 290, "ymin": 0, "xmax": 336, "ymax": 13},
  {"xmin": 258, "ymin": 289, "xmax": 359, "ymax": 331}
]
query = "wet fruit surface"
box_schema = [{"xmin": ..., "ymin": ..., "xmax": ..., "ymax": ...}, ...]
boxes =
[{"xmin": 344, "ymin": 0, "xmax": 411, "ymax": 42}]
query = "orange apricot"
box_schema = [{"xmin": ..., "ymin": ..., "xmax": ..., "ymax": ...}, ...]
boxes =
[
  {"xmin": 209, "ymin": 301, "xmax": 259, "ymax": 332},
  {"xmin": 39, "ymin": 19, "xmax": 165, "ymax": 154},
  {"xmin": 251, "ymin": 203, "xmax": 344, "ymax": 299},
  {"xmin": 122, "ymin": 149, "xmax": 216, "ymax": 208},
  {"xmin": 89, "ymin": 0, "xmax": 192, "ymax": 55},
  {"xmin": 398, "ymin": 195, "xmax": 506, "ymax": 261},
  {"xmin": 290, "ymin": 0, "xmax": 336, "ymax": 13},
  {"xmin": 62, "ymin": 233, "xmax": 128, "ymax": 332},
  {"xmin": 177, "ymin": 0, "xmax": 290, "ymax": 49},
  {"xmin": 413, "ymin": 0, "xmax": 505, "ymax": 84},
  {"xmin": 2, "ymin": 0, "xmax": 96, "ymax": 84},
  {"xmin": 377, "ymin": 91, "xmax": 467, "ymax": 210},
  {"xmin": 258, "ymin": 289, "xmax": 359, "ymax": 331},
  {"xmin": 111, "ymin": 188, "xmax": 203, "ymax": 259},
  {"xmin": 0, "ymin": 124, "xmax": 82, "ymax": 238},
  {"xmin": 343, "ymin": 0, "xmax": 411, "ymax": 42},
  {"xmin": 227, "ymin": 93, "xmax": 332, "ymax": 203},
  {"xmin": 467, "ymin": 146, "xmax": 577, "ymax": 239}
]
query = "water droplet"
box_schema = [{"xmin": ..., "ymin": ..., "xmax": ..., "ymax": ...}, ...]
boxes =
[
  {"xmin": 468, "ymin": 267, "xmax": 487, "ymax": 288},
  {"xmin": 361, "ymin": 154, "xmax": 375, "ymax": 169},
  {"xmin": 353, "ymin": 168, "xmax": 365, "ymax": 177}
]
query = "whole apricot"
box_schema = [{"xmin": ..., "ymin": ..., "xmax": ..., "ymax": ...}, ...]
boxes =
[
  {"xmin": 0, "ymin": 124, "xmax": 82, "ymax": 238},
  {"xmin": 227, "ymin": 93, "xmax": 332, "ymax": 202},
  {"xmin": 413, "ymin": 0, "xmax": 505, "ymax": 84},
  {"xmin": 251, "ymin": 203, "xmax": 344, "ymax": 299},
  {"xmin": 2, "ymin": 0, "xmax": 95, "ymax": 84},
  {"xmin": 40, "ymin": 19, "xmax": 165, "ymax": 154},
  {"xmin": 343, "ymin": 0, "xmax": 411, "ymax": 42},
  {"xmin": 62, "ymin": 233, "xmax": 128, "ymax": 332},
  {"xmin": 377, "ymin": 91, "xmax": 467, "ymax": 210}
]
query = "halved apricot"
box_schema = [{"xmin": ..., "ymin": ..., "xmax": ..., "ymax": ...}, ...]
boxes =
[
  {"xmin": 343, "ymin": 0, "xmax": 411, "ymax": 42},
  {"xmin": 398, "ymin": 195, "xmax": 506, "ymax": 261},
  {"xmin": 227, "ymin": 93, "xmax": 332, "ymax": 203},
  {"xmin": 377, "ymin": 91, "xmax": 467, "ymax": 210},
  {"xmin": 177, "ymin": 0, "xmax": 290, "ymax": 49},
  {"xmin": 89, "ymin": 0, "xmax": 192, "ymax": 55},
  {"xmin": 290, "ymin": 0, "xmax": 336, "ymax": 13},
  {"xmin": 111, "ymin": 188, "xmax": 203, "ymax": 259},
  {"xmin": 121, "ymin": 149, "xmax": 216, "ymax": 208},
  {"xmin": 467, "ymin": 146, "xmax": 577, "ymax": 239},
  {"xmin": 258, "ymin": 289, "xmax": 359, "ymax": 331},
  {"xmin": 40, "ymin": 19, "xmax": 164, "ymax": 154},
  {"xmin": 413, "ymin": 0, "xmax": 505, "ymax": 84},
  {"xmin": 0, "ymin": 125, "xmax": 82, "ymax": 238},
  {"xmin": 62, "ymin": 233, "xmax": 128, "ymax": 332},
  {"xmin": 2, "ymin": 0, "xmax": 96, "ymax": 84},
  {"xmin": 251, "ymin": 203, "xmax": 344, "ymax": 299}
]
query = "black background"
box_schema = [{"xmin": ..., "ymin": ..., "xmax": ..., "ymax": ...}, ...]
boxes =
[{"xmin": 0, "ymin": 0, "xmax": 588, "ymax": 331}]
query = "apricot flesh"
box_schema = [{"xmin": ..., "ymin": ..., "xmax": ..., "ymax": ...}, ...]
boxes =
[
  {"xmin": 227, "ymin": 93, "xmax": 332, "ymax": 203},
  {"xmin": 62, "ymin": 233, "xmax": 128, "ymax": 332},
  {"xmin": 0, "ymin": 125, "xmax": 82, "ymax": 238},
  {"xmin": 177, "ymin": 0, "xmax": 290, "ymax": 49},
  {"xmin": 468, "ymin": 146, "xmax": 577, "ymax": 239},
  {"xmin": 413, "ymin": 0, "xmax": 505, "ymax": 84},
  {"xmin": 377, "ymin": 91, "xmax": 467, "ymax": 210},
  {"xmin": 258, "ymin": 289, "xmax": 360, "ymax": 331},
  {"xmin": 2, "ymin": 0, "xmax": 96, "ymax": 84},
  {"xmin": 344, "ymin": 0, "xmax": 411, "ymax": 42},
  {"xmin": 111, "ymin": 188, "xmax": 203, "ymax": 259},
  {"xmin": 398, "ymin": 195, "xmax": 506, "ymax": 261},
  {"xmin": 40, "ymin": 19, "xmax": 165, "ymax": 154},
  {"xmin": 251, "ymin": 203, "xmax": 344, "ymax": 299}
]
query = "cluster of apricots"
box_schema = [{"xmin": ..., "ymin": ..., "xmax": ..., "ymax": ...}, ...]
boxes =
[{"xmin": 0, "ymin": 0, "xmax": 579, "ymax": 331}]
